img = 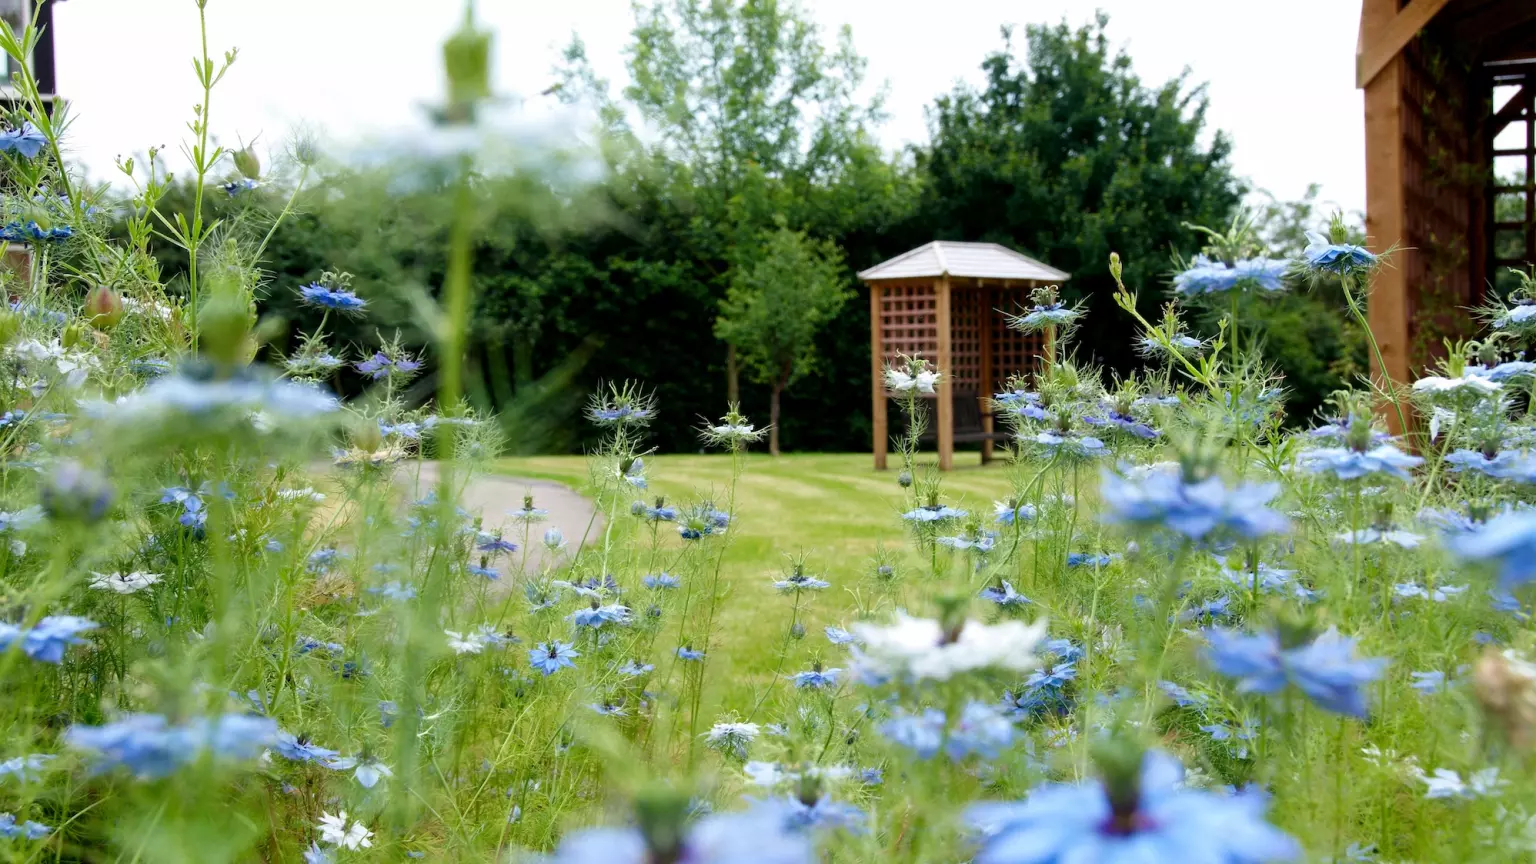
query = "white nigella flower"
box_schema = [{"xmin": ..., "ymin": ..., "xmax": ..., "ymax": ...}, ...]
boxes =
[
  {"xmin": 445, "ymin": 630, "xmax": 485, "ymax": 655},
  {"xmin": 850, "ymin": 612, "xmax": 1047, "ymax": 681},
  {"xmin": 1412, "ymin": 375, "xmax": 1500, "ymax": 396},
  {"xmin": 1421, "ymin": 767, "xmax": 1506, "ymax": 799},
  {"xmin": 317, "ymin": 810, "xmax": 374, "ymax": 850},
  {"xmin": 884, "ymin": 368, "xmax": 939, "ymax": 394},
  {"xmin": 278, "ymin": 487, "xmax": 326, "ymax": 503},
  {"xmin": 703, "ymin": 721, "xmax": 760, "ymax": 759},
  {"xmin": 88, "ymin": 571, "xmax": 162, "ymax": 594}
]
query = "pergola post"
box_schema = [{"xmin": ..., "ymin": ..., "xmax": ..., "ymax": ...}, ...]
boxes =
[
  {"xmin": 935, "ymin": 274, "xmax": 954, "ymax": 471},
  {"xmin": 978, "ymin": 285, "xmax": 995, "ymax": 464},
  {"xmin": 1361, "ymin": 0, "xmax": 1412, "ymax": 432},
  {"xmin": 870, "ymin": 283, "xmax": 888, "ymax": 470}
]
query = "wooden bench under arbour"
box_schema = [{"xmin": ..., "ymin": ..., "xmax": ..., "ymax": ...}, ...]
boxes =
[
  {"xmin": 858, "ymin": 241, "xmax": 1069, "ymax": 470},
  {"xmin": 903, "ymin": 391, "xmax": 1011, "ymax": 464}
]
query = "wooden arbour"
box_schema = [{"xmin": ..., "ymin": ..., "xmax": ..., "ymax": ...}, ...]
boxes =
[
  {"xmin": 1359, "ymin": 0, "xmax": 1536, "ymax": 430},
  {"xmin": 858, "ymin": 241, "xmax": 1069, "ymax": 471}
]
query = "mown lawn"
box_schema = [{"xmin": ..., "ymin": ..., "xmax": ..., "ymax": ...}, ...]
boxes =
[{"xmin": 492, "ymin": 451, "xmax": 1021, "ymax": 712}]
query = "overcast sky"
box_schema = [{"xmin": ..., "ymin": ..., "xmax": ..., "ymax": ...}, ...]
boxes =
[{"xmin": 53, "ymin": 0, "xmax": 1365, "ymax": 215}]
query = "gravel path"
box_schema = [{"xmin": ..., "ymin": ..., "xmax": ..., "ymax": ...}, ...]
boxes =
[{"xmin": 398, "ymin": 461, "xmax": 601, "ymax": 573}]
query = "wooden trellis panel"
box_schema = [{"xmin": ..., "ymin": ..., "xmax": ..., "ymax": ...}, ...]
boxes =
[
  {"xmin": 1397, "ymin": 38, "xmax": 1479, "ymax": 364},
  {"xmin": 989, "ymin": 293, "xmax": 1044, "ymax": 389},
  {"xmin": 949, "ymin": 288, "xmax": 984, "ymax": 391},
  {"xmin": 877, "ymin": 281, "xmax": 938, "ymax": 363}
]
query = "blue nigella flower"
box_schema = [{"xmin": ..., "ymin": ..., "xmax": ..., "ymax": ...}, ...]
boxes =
[
  {"xmin": 1174, "ymin": 255, "xmax": 1290, "ymax": 294},
  {"xmin": 1302, "ymin": 232, "xmax": 1377, "ymax": 275},
  {"xmin": 475, "ymin": 532, "xmax": 519, "ymax": 556},
  {"xmin": 1300, "ymin": 444, "xmax": 1422, "ymax": 480},
  {"xmin": 0, "ymin": 813, "xmax": 51, "ymax": 840},
  {"xmin": 789, "ymin": 666, "xmax": 841, "ymax": 689},
  {"xmin": 568, "ymin": 603, "xmax": 631, "ymax": 630},
  {"xmin": 880, "ymin": 708, "xmax": 946, "ymax": 759},
  {"xmin": 1014, "ymin": 303, "xmax": 1080, "ymax": 328},
  {"xmin": 617, "ymin": 660, "xmax": 654, "ymax": 677},
  {"xmin": 966, "ymin": 749, "xmax": 1298, "ymax": 864},
  {"xmin": 0, "ymin": 615, "xmax": 98, "ymax": 664},
  {"xmin": 1033, "ymin": 431, "xmax": 1105, "ymax": 457},
  {"xmin": 1100, "ymin": 469, "xmax": 1289, "ymax": 542},
  {"xmin": 994, "ymin": 500, "xmax": 1037, "ymax": 525},
  {"xmin": 643, "ymin": 573, "xmax": 680, "ymax": 590},
  {"xmin": 66, "ymin": 713, "xmax": 277, "ymax": 778},
  {"xmin": 1067, "ymin": 552, "xmax": 1120, "ymax": 568},
  {"xmin": 774, "ymin": 573, "xmax": 830, "ymax": 593},
  {"xmin": 271, "ymin": 731, "xmax": 348, "ymax": 768},
  {"xmin": 1082, "ymin": 411, "xmax": 1158, "ymax": 439},
  {"xmin": 0, "ymin": 754, "xmax": 52, "ymax": 783},
  {"xmin": 1447, "ymin": 510, "xmax": 1536, "ymax": 587},
  {"xmin": 0, "ymin": 123, "xmax": 46, "ymax": 159},
  {"xmin": 539, "ymin": 801, "xmax": 812, "ymax": 864},
  {"xmin": 824, "ymin": 626, "xmax": 858, "ymax": 645},
  {"xmin": 298, "ymin": 283, "xmax": 366, "ymax": 311},
  {"xmin": 980, "ymin": 580, "xmax": 1031, "ymax": 607},
  {"xmin": 1206, "ymin": 627, "xmax": 1388, "ymax": 718},
  {"xmin": 902, "ymin": 504, "xmax": 967, "ymax": 523},
  {"xmin": 529, "ymin": 641, "xmax": 579, "ymax": 675},
  {"xmin": 1158, "ymin": 680, "xmax": 1207, "ymax": 709},
  {"xmin": 676, "ymin": 646, "xmax": 706, "ymax": 661}
]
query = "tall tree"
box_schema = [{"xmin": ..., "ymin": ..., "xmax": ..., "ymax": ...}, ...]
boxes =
[
  {"xmin": 715, "ymin": 226, "xmax": 849, "ymax": 454},
  {"xmin": 559, "ymin": 0, "xmax": 887, "ymax": 410},
  {"xmin": 914, "ymin": 14, "xmax": 1243, "ymax": 372}
]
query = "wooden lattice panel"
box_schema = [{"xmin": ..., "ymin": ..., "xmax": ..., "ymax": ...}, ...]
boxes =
[
  {"xmin": 878, "ymin": 282, "xmax": 938, "ymax": 364},
  {"xmin": 989, "ymin": 291, "xmax": 1044, "ymax": 390},
  {"xmin": 950, "ymin": 288, "xmax": 984, "ymax": 391},
  {"xmin": 1398, "ymin": 38, "xmax": 1479, "ymax": 365}
]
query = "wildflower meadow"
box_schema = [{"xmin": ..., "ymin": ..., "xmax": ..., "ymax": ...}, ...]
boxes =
[{"xmin": 2, "ymin": 4, "xmax": 1536, "ymax": 864}]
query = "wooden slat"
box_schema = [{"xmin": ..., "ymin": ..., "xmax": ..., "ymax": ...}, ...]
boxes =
[
  {"xmin": 978, "ymin": 287, "xmax": 995, "ymax": 464},
  {"xmin": 935, "ymin": 276, "xmax": 954, "ymax": 471},
  {"xmin": 870, "ymin": 284, "xmax": 888, "ymax": 471},
  {"xmin": 1357, "ymin": 0, "xmax": 1454, "ymax": 88},
  {"xmin": 1364, "ymin": 52, "xmax": 1412, "ymax": 432}
]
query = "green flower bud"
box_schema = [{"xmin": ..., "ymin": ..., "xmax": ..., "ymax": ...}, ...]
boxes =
[
  {"xmin": 86, "ymin": 285, "xmax": 124, "ymax": 330},
  {"xmin": 634, "ymin": 786, "xmax": 692, "ymax": 864},
  {"xmin": 443, "ymin": 9, "xmax": 493, "ymax": 113},
  {"xmin": 1090, "ymin": 736, "xmax": 1146, "ymax": 835},
  {"xmin": 197, "ymin": 292, "xmax": 252, "ymax": 366},
  {"xmin": 0, "ymin": 310, "xmax": 20, "ymax": 346},
  {"xmin": 353, "ymin": 418, "xmax": 384, "ymax": 453},
  {"xmin": 60, "ymin": 322, "xmax": 88, "ymax": 349},
  {"xmin": 232, "ymin": 146, "xmax": 261, "ymax": 181}
]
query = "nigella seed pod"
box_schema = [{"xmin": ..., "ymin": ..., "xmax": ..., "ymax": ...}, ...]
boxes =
[
  {"xmin": 897, "ymin": 471, "xmax": 912, "ymax": 488},
  {"xmin": 789, "ymin": 622, "xmax": 805, "ymax": 640},
  {"xmin": 85, "ymin": 285, "xmax": 124, "ymax": 330}
]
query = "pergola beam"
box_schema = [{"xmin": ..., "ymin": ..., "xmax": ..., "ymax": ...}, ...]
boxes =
[
  {"xmin": 1357, "ymin": 0, "xmax": 1453, "ymax": 88},
  {"xmin": 870, "ymin": 283, "xmax": 888, "ymax": 471},
  {"xmin": 934, "ymin": 275, "xmax": 955, "ymax": 472}
]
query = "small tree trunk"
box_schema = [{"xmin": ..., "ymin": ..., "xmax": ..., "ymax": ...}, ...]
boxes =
[
  {"xmin": 726, "ymin": 344, "xmax": 740, "ymax": 405},
  {"xmin": 769, "ymin": 381, "xmax": 782, "ymax": 456}
]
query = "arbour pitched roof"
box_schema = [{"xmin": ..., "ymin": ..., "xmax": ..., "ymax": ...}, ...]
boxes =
[{"xmin": 856, "ymin": 241, "xmax": 1070, "ymax": 283}]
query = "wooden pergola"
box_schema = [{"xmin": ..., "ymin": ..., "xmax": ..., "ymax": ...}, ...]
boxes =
[
  {"xmin": 1360, "ymin": 0, "xmax": 1536, "ymax": 428},
  {"xmin": 858, "ymin": 241, "xmax": 1069, "ymax": 471}
]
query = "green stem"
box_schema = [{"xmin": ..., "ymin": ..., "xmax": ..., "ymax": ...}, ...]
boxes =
[
  {"xmin": 1341, "ymin": 272, "xmax": 1409, "ymax": 435},
  {"xmin": 186, "ymin": 3, "xmax": 217, "ymax": 352}
]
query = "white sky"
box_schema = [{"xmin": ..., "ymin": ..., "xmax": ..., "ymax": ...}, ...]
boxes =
[{"xmin": 53, "ymin": 0, "xmax": 1365, "ymax": 214}]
